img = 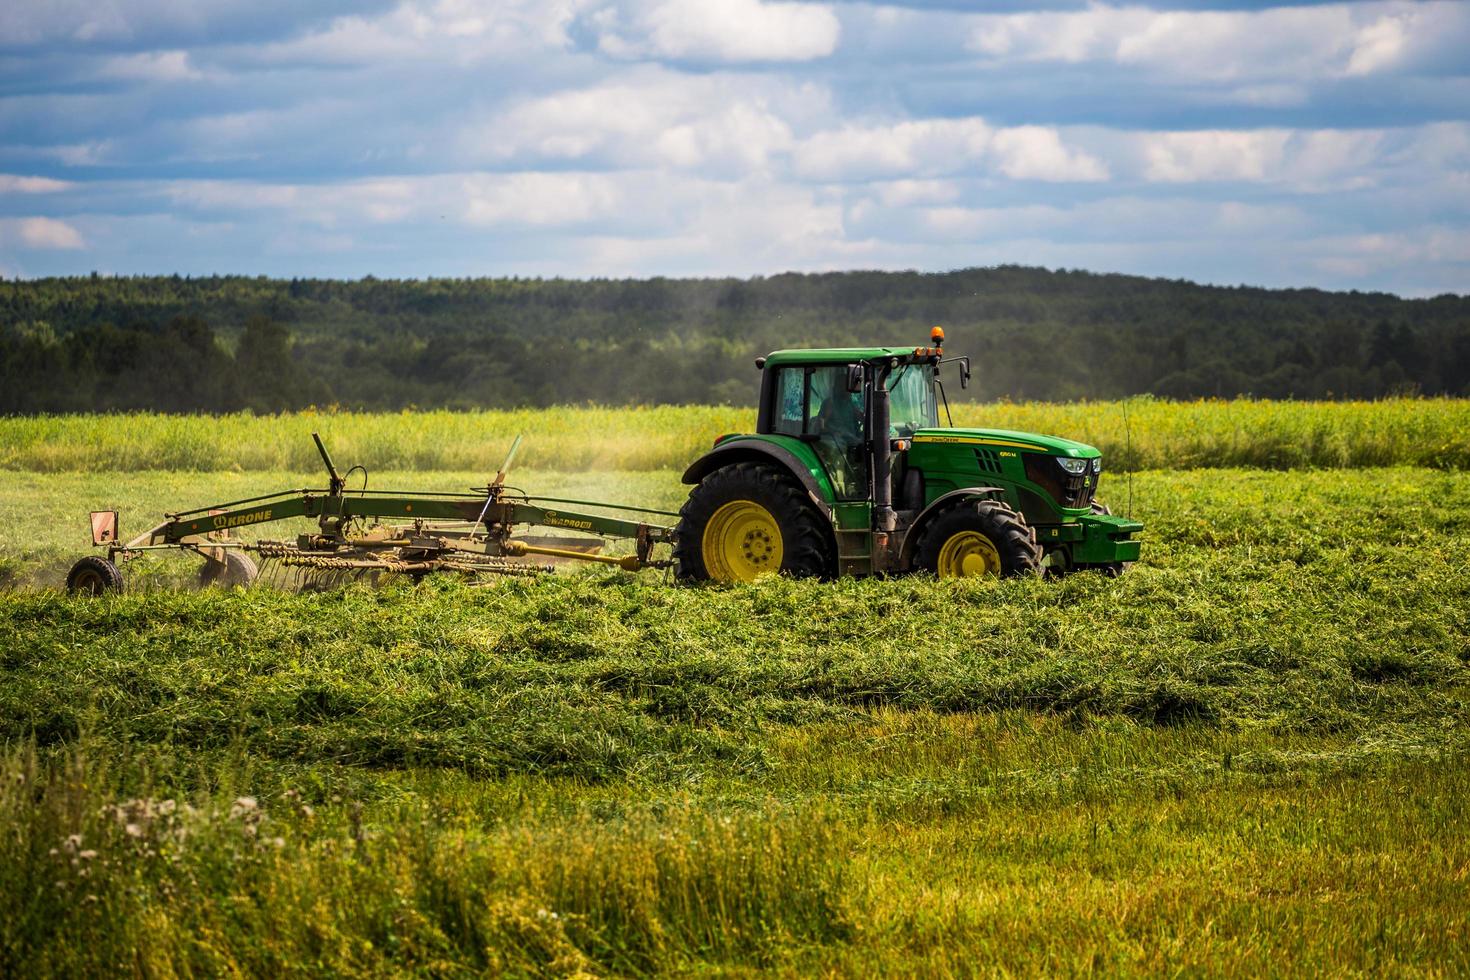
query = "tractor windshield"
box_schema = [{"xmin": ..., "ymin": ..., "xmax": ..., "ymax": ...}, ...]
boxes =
[{"xmin": 887, "ymin": 365, "xmax": 938, "ymax": 437}]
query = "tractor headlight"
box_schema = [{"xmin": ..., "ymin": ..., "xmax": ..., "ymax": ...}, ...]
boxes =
[
  {"xmin": 1056, "ymin": 456, "xmax": 1089, "ymax": 475},
  {"xmin": 1091, "ymin": 457, "xmax": 1102, "ymax": 474}
]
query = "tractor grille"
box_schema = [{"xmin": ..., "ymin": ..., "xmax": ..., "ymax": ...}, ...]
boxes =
[
  {"xmin": 1023, "ymin": 453, "xmax": 1098, "ymax": 510},
  {"xmin": 973, "ymin": 447, "xmax": 1003, "ymax": 475}
]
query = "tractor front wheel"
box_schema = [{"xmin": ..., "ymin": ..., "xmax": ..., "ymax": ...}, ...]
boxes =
[
  {"xmin": 67, "ymin": 556, "xmax": 124, "ymax": 595},
  {"xmin": 915, "ymin": 500, "xmax": 1042, "ymax": 579},
  {"xmin": 675, "ymin": 462, "xmax": 832, "ymax": 582}
]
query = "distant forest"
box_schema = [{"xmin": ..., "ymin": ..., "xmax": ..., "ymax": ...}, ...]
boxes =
[{"xmin": 2, "ymin": 266, "xmax": 1468, "ymax": 413}]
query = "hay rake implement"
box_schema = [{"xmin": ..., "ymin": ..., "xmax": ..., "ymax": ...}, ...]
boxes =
[{"xmin": 66, "ymin": 434, "xmax": 676, "ymax": 594}]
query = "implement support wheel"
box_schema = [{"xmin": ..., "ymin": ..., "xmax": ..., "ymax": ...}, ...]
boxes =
[
  {"xmin": 915, "ymin": 499, "xmax": 1042, "ymax": 579},
  {"xmin": 67, "ymin": 556, "xmax": 124, "ymax": 595},
  {"xmin": 675, "ymin": 462, "xmax": 832, "ymax": 582},
  {"xmin": 198, "ymin": 551, "xmax": 259, "ymax": 589}
]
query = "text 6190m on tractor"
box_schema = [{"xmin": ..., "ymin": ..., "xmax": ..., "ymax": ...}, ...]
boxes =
[{"xmin": 66, "ymin": 327, "xmax": 1140, "ymax": 593}]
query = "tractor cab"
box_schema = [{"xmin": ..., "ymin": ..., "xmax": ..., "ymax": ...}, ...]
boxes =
[
  {"xmin": 677, "ymin": 328, "xmax": 1142, "ymax": 582},
  {"xmin": 756, "ymin": 348, "xmax": 938, "ymax": 500}
]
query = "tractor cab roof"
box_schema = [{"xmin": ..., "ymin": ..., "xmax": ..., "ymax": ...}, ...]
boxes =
[{"xmin": 761, "ymin": 347, "xmax": 919, "ymax": 367}]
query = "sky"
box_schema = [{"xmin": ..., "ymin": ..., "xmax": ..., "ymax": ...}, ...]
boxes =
[{"xmin": 1, "ymin": 0, "xmax": 1467, "ymax": 295}]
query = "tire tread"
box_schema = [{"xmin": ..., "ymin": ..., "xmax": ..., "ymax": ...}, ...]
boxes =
[{"xmin": 913, "ymin": 498, "xmax": 1042, "ymax": 577}]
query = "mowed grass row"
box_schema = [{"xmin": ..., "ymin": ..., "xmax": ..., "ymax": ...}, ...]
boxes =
[
  {"xmin": 3, "ymin": 397, "xmax": 1469, "ymax": 472},
  {"xmin": 4, "ymin": 468, "xmax": 1467, "ymax": 772}
]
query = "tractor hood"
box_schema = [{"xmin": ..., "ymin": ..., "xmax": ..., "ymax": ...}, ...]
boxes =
[{"xmin": 911, "ymin": 427, "xmax": 1101, "ymax": 459}]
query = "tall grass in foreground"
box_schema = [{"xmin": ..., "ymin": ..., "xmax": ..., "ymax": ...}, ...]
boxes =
[
  {"xmin": 3, "ymin": 733, "xmax": 1465, "ymax": 976},
  {"xmin": 2, "ymin": 397, "xmax": 1468, "ymax": 472},
  {"xmin": 0, "ymin": 742, "xmax": 847, "ymax": 976}
]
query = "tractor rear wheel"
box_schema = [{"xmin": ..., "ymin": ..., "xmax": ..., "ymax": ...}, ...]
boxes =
[
  {"xmin": 198, "ymin": 551, "xmax": 259, "ymax": 588},
  {"xmin": 67, "ymin": 556, "xmax": 124, "ymax": 595},
  {"xmin": 675, "ymin": 462, "xmax": 832, "ymax": 582},
  {"xmin": 914, "ymin": 499, "xmax": 1042, "ymax": 579}
]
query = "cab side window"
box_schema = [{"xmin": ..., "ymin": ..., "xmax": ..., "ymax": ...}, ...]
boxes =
[
  {"xmin": 766, "ymin": 365, "xmax": 867, "ymax": 499},
  {"xmin": 772, "ymin": 368, "xmax": 806, "ymax": 438}
]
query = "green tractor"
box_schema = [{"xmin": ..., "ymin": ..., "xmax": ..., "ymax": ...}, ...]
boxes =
[{"xmin": 675, "ymin": 327, "xmax": 1141, "ymax": 582}]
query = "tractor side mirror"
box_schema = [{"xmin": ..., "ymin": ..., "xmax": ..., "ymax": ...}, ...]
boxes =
[
  {"xmin": 845, "ymin": 363, "xmax": 863, "ymax": 393},
  {"xmin": 949, "ymin": 356, "xmax": 971, "ymax": 390}
]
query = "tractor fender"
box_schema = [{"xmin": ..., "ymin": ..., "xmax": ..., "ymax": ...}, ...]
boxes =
[
  {"xmin": 682, "ymin": 441, "xmax": 835, "ymax": 520},
  {"xmin": 899, "ymin": 486, "xmax": 1009, "ymax": 566}
]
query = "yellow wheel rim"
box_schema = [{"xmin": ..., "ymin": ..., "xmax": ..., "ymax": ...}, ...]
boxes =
[
  {"xmin": 702, "ymin": 500, "xmax": 784, "ymax": 582},
  {"xmin": 936, "ymin": 530, "xmax": 1002, "ymax": 578}
]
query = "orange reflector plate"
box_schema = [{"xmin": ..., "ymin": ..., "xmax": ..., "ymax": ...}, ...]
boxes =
[{"xmin": 90, "ymin": 510, "xmax": 118, "ymax": 545}]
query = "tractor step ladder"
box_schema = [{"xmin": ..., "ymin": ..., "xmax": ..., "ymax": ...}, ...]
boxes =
[{"xmin": 835, "ymin": 528, "xmax": 872, "ymax": 577}]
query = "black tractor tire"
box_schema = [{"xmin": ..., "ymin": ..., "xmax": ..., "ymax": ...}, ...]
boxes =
[
  {"xmin": 914, "ymin": 499, "xmax": 1042, "ymax": 579},
  {"xmin": 198, "ymin": 551, "xmax": 259, "ymax": 589},
  {"xmin": 675, "ymin": 462, "xmax": 833, "ymax": 582},
  {"xmin": 67, "ymin": 556, "xmax": 124, "ymax": 595}
]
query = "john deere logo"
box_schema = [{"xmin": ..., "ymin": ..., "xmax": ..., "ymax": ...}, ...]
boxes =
[{"xmin": 213, "ymin": 509, "xmax": 272, "ymax": 529}]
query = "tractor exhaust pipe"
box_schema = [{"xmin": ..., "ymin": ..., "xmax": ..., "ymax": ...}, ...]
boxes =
[{"xmin": 872, "ymin": 364, "xmax": 896, "ymax": 533}]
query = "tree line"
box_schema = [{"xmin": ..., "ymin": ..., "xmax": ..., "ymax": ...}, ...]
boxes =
[{"xmin": 2, "ymin": 266, "xmax": 1467, "ymax": 414}]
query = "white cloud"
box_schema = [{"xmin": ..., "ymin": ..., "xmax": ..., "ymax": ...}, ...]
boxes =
[
  {"xmin": 40, "ymin": 142, "xmax": 114, "ymax": 167},
  {"xmin": 1305, "ymin": 228, "xmax": 1470, "ymax": 280},
  {"xmin": 0, "ymin": 0, "xmax": 337, "ymax": 46},
  {"xmin": 255, "ymin": 0, "xmax": 585, "ymax": 66},
  {"xmin": 1142, "ymin": 131, "xmax": 1290, "ymax": 183},
  {"xmin": 1345, "ymin": 14, "xmax": 1412, "ymax": 76},
  {"xmin": 592, "ymin": 0, "xmax": 840, "ymax": 62},
  {"xmin": 143, "ymin": 169, "xmax": 855, "ymax": 276},
  {"xmin": 795, "ymin": 119, "xmax": 985, "ymax": 180},
  {"xmin": 102, "ymin": 50, "xmax": 202, "ymax": 81},
  {"xmin": 167, "ymin": 181, "xmax": 302, "ymax": 210},
  {"xmin": 468, "ymin": 70, "xmax": 827, "ymax": 173},
  {"xmin": 178, "ymin": 101, "xmax": 362, "ymax": 163},
  {"xmin": 793, "ymin": 118, "xmax": 1106, "ymax": 182},
  {"xmin": 162, "ymin": 172, "xmax": 625, "ymax": 230},
  {"xmin": 2, "ymin": 217, "xmax": 87, "ymax": 249},
  {"xmin": 917, "ymin": 204, "xmax": 1067, "ymax": 242},
  {"xmin": 166, "ymin": 177, "xmax": 442, "ymax": 230},
  {"xmin": 461, "ymin": 173, "xmax": 623, "ymax": 226},
  {"xmin": 574, "ymin": 179, "xmax": 851, "ymax": 275},
  {"xmin": 963, "ymin": 2, "xmax": 1470, "ymax": 82},
  {"xmin": 0, "ymin": 0, "xmax": 132, "ymax": 44},
  {"xmin": 0, "ymin": 174, "xmax": 72, "ymax": 193},
  {"xmin": 1130, "ymin": 125, "xmax": 1459, "ymax": 188},
  {"xmin": 897, "ymin": 197, "xmax": 1310, "ymax": 249},
  {"xmin": 990, "ymin": 126, "xmax": 1108, "ymax": 182},
  {"xmin": 872, "ymin": 179, "xmax": 960, "ymax": 208}
]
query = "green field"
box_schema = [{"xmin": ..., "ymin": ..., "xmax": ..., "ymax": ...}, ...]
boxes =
[
  {"xmin": 3, "ymin": 397, "xmax": 1469, "ymax": 472},
  {"xmin": 2, "ymin": 407, "xmax": 1468, "ymax": 975}
]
